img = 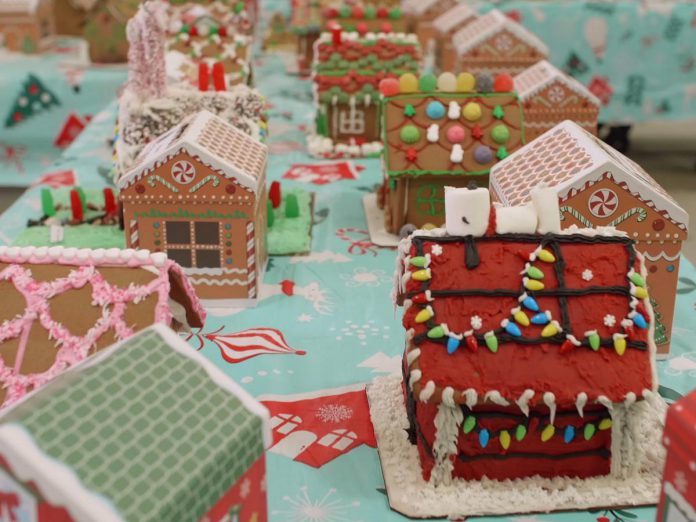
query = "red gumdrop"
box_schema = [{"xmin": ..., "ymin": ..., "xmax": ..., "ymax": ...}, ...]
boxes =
[
  {"xmin": 189, "ymin": 25, "xmax": 198, "ymax": 36},
  {"xmin": 377, "ymin": 7, "xmax": 388, "ymax": 18},
  {"xmin": 379, "ymin": 78, "xmax": 400, "ymax": 96},
  {"xmin": 325, "ymin": 7, "xmax": 338, "ymax": 18},
  {"xmin": 269, "ymin": 181, "xmax": 282, "ymax": 209},
  {"xmin": 356, "ymin": 22, "xmax": 368, "ymax": 35},
  {"xmin": 218, "ymin": 26, "xmax": 227, "ymax": 37},
  {"xmin": 352, "ymin": 6, "xmax": 363, "ymax": 18},
  {"xmin": 70, "ymin": 190, "xmax": 83, "ymax": 222},
  {"xmin": 494, "ymin": 73, "xmax": 515, "ymax": 92},
  {"xmin": 381, "ymin": 22, "xmax": 392, "ymax": 33}
]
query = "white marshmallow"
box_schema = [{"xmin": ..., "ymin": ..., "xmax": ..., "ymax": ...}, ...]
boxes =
[
  {"xmin": 445, "ymin": 186, "xmax": 490, "ymax": 237},
  {"xmin": 495, "ymin": 204, "xmax": 538, "ymax": 234},
  {"xmin": 531, "ymin": 186, "xmax": 561, "ymax": 234}
]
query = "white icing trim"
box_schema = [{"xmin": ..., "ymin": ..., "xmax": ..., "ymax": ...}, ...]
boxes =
[
  {"xmin": 515, "ymin": 60, "xmax": 600, "ymax": 106},
  {"xmin": 515, "ymin": 389, "xmax": 535, "ymax": 417},
  {"xmin": 664, "ymin": 482, "xmax": 696, "ymax": 520},
  {"xmin": 543, "ymin": 392, "xmax": 556, "ymax": 425},
  {"xmin": 431, "ymin": 402, "xmax": 463, "ymax": 486},
  {"xmin": 419, "ymin": 381, "xmax": 436, "ymax": 402},
  {"xmin": 484, "ymin": 390, "xmax": 509, "ymax": 407},
  {"xmin": 576, "ymin": 392, "xmax": 588, "ymax": 418},
  {"xmin": 462, "ymin": 389, "xmax": 477, "ymax": 409}
]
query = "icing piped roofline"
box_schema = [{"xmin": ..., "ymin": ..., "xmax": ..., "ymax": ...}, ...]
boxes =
[
  {"xmin": 452, "ymin": 9, "xmax": 549, "ymax": 57},
  {"xmin": 0, "ymin": 0, "xmax": 39, "ymax": 13},
  {"xmin": 402, "ymin": 0, "xmax": 440, "ymax": 17},
  {"xmin": 514, "ymin": 60, "xmax": 601, "ymax": 107},
  {"xmin": 0, "ymin": 244, "xmax": 171, "ymax": 268},
  {"xmin": 432, "ymin": 4, "xmax": 477, "ymax": 35}
]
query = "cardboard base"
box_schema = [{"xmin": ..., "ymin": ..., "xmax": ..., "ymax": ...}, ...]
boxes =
[
  {"xmin": 363, "ymin": 193, "xmax": 401, "ymax": 247},
  {"xmin": 367, "ymin": 375, "xmax": 667, "ymax": 519}
]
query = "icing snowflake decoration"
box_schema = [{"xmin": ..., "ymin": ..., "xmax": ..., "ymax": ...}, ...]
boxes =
[
  {"xmin": 547, "ymin": 85, "xmax": 566, "ymax": 104},
  {"xmin": 431, "ymin": 244, "xmax": 443, "ymax": 256},
  {"xmin": 470, "ymin": 316, "xmax": 483, "ymax": 330},
  {"xmin": 582, "ymin": 269, "xmax": 594, "ymax": 281},
  {"xmin": 316, "ymin": 404, "xmax": 353, "ymax": 423},
  {"xmin": 603, "ymin": 314, "xmax": 616, "ymax": 327}
]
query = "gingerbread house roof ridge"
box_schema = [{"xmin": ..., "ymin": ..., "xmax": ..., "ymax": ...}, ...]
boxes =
[
  {"xmin": 432, "ymin": 4, "xmax": 477, "ymax": 35},
  {"xmin": 0, "ymin": 325, "xmax": 271, "ymax": 522},
  {"xmin": 315, "ymin": 30, "xmax": 419, "ymax": 45},
  {"xmin": 402, "ymin": 0, "xmax": 439, "ymax": 16},
  {"xmin": 118, "ymin": 110, "xmax": 267, "ymax": 193},
  {"xmin": 490, "ymin": 120, "xmax": 689, "ymax": 230},
  {"xmin": 0, "ymin": 0, "xmax": 39, "ymax": 13},
  {"xmin": 0, "ymin": 244, "xmax": 171, "ymax": 269},
  {"xmin": 514, "ymin": 60, "xmax": 601, "ymax": 106},
  {"xmin": 452, "ymin": 9, "xmax": 549, "ymax": 57}
]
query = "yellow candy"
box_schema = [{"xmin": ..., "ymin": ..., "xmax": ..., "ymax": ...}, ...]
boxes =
[
  {"xmin": 633, "ymin": 287, "xmax": 648, "ymax": 299},
  {"xmin": 541, "ymin": 424, "xmax": 555, "ymax": 442},
  {"xmin": 412, "ymin": 269, "xmax": 431, "ymax": 281},
  {"xmin": 598, "ymin": 418, "xmax": 612, "ymax": 431},
  {"xmin": 463, "ymin": 102, "xmax": 482, "ymax": 121},
  {"xmin": 500, "ymin": 430, "xmax": 511, "ymax": 450},
  {"xmin": 614, "ymin": 335, "xmax": 626, "ymax": 356},
  {"xmin": 513, "ymin": 310, "xmax": 530, "ymax": 327},
  {"xmin": 457, "ymin": 72, "xmax": 476, "ymax": 92},
  {"xmin": 537, "ymin": 249, "xmax": 556, "ymax": 263},
  {"xmin": 437, "ymin": 72, "xmax": 457, "ymax": 92},
  {"xmin": 524, "ymin": 279, "xmax": 545, "ymax": 291},
  {"xmin": 541, "ymin": 323, "xmax": 558, "ymax": 337},
  {"xmin": 415, "ymin": 307, "xmax": 433, "ymax": 323},
  {"xmin": 399, "ymin": 73, "xmax": 419, "ymax": 93},
  {"xmin": 422, "ymin": 223, "xmax": 436, "ymax": 230}
]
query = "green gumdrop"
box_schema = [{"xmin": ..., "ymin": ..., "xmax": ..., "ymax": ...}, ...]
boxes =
[
  {"xmin": 285, "ymin": 193, "xmax": 300, "ymax": 218},
  {"xmin": 41, "ymin": 188, "xmax": 55, "ymax": 217},
  {"xmin": 404, "ymin": 104, "xmax": 416, "ymax": 117},
  {"xmin": 234, "ymin": 1, "xmax": 244, "ymax": 13},
  {"xmin": 339, "ymin": 5, "xmax": 351, "ymax": 17},
  {"xmin": 491, "ymin": 124, "xmax": 510, "ymax": 144},
  {"xmin": 389, "ymin": 7, "xmax": 401, "ymax": 19},
  {"xmin": 515, "ymin": 424, "xmax": 527, "ymax": 441},
  {"xmin": 267, "ymin": 200, "xmax": 274, "ymax": 227},
  {"xmin": 365, "ymin": 6, "xmax": 376, "ymax": 19},
  {"xmin": 400, "ymin": 125, "xmax": 421, "ymax": 144},
  {"xmin": 419, "ymin": 74, "xmax": 437, "ymax": 92}
]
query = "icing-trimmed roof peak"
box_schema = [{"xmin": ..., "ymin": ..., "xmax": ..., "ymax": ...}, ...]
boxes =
[
  {"xmin": 514, "ymin": 60, "xmax": 600, "ymax": 106},
  {"xmin": 433, "ymin": 4, "xmax": 477, "ymax": 35}
]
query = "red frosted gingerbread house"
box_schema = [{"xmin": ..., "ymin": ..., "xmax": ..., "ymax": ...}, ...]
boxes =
[
  {"xmin": 515, "ymin": 60, "xmax": 600, "ymax": 141},
  {"xmin": 490, "ymin": 120, "xmax": 688, "ymax": 356},
  {"xmin": 431, "ymin": 4, "xmax": 477, "ymax": 73},
  {"xmin": 118, "ymin": 110, "xmax": 268, "ymax": 307},
  {"xmin": 451, "ymin": 9, "xmax": 548, "ymax": 75},
  {"xmin": 395, "ymin": 199, "xmax": 657, "ymax": 484},
  {"xmin": 260, "ymin": 384, "xmax": 376, "ymax": 468}
]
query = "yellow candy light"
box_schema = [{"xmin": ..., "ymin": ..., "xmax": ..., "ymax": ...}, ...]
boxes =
[
  {"xmin": 500, "ymin": 430, "xmax": 511, "ymax": 450},
  {"xmin": 524, "ymin": 278, "xmax": 545, "ymax": 291},
  {"xmin": 457, "ymin": 72, "xmax": 476, "ymax": 92},
  {"xmin": 633, "ymin": 286, "xmax": 648, "ymax": 300},
  {"xmin": 412, "ymin": 269, "xmax": 431, "ymax": 281},
  {"xmin": 513, "ymin": 308, "xmax": 530, "ymax": 327},
  {"xmin": 613, "ymin": 334, "xmax": 627, "ymax": 356},
  {"xmin": 399, "ymin": 73, "xmax": 419, "ymax": 93},
  {"xmin": 541, "ymin": 424, "xmax": 555, "ymax": 442},
  {"xmin": 598, "ymin": 418, "xmax": 612, "ymax": 430},
  {"xmin": 541, "ymin": 322, "xmax": 559, "ymax": 338},
  {"xmin": 415, "ymin": 306, "xmax": 434, "ymax": 324},
  {"xmin": 537, "ymin": 249, "xmax": 556, "ymax": 263}
]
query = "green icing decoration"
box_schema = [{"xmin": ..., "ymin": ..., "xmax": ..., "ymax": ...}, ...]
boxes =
[
  {"xmin": 234, "ymin": 1, "xmax": 244, "ymax": 13},
  {"xmin": 491, "ymin": 124, "xmax": 510, "ymax": 144},
  {"xmin": 496, "ymin": 147, "xmax": 509, "ymax": 160},
  {"xmin": 400, "ymin": 125, "xmax": 420, "ymax": 144},
  {"xmin": 515, "ymin": 424, "xmax": 527, "ymax": 441},
  {"xmin": 14, "ymin": 224, "xmax": 125, "ymax": 249},
  {"xmin": 463, "ymin": 416, "xmax": 476, "ymax": 434},
  {"xmin": 267, "ymin": 200, "xmax": 274, "ymax": 228},
  {"xmin": 493, "ymin": 105, "xmax": 505, "ymax": 119},
  {"xmin": 285, "ymin": 193, "xmax": 300, "ymax": 218},
  {"xmin": 41, "ymin": 188, "xmax": 55, "ymax": 217},
  {"xmin": 404, "ymin": 104, "xmax": 416, "ymax": 117},
  {"xmin": 419, "ymin": 74, "xmax": 437, "ymax": 92},
  {"xmin": 267, "ymin": 189, "xmax": 313, "ymax": 255}
]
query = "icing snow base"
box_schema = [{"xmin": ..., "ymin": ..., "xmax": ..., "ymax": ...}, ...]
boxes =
[{"xmin": 367, "ymin": 375, "xmax": 666, "ymax": 519}]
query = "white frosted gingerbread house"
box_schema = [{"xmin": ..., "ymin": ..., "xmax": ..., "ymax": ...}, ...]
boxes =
[
  {"xmin": 118, "ymin": 110, "xmax": 268, "ymax": 307},
  {"xmin": 490, "ymin": 120, "xmax": 688, "ymax": 356},
  {"xmin": 515, "ymin": 60, "xmax": 600, "ymax": 140},
  {"xmin": 451, "ymin": 9, "xmax": 548, "ymax": 75},
  {"xmin": 432, "ymin": 4, "xmax": 477, "ymax": 73}
]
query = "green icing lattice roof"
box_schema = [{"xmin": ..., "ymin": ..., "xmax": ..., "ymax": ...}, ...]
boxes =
[{"xmin": 0, "ymin": 326, "xmax": 266, "ymax": 522}]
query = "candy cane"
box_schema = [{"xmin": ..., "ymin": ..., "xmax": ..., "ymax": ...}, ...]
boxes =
[
  {"xmin": 607, "ymin": 207, "xmax": 647, "ymax": 226},
  {"xmin": 559, "ymin": 206, "xmax": 593, "ymax": 228},
  {"xmin": 147, "ymin": 175, "xmax": 179, "ymax": 193},
  {"xmin": 188, "ymin": 175, "xmax": 221, "ymax": 193}
]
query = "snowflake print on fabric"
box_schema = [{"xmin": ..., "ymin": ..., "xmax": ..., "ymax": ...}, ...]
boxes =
[
  {"xmin": 316, "ymin": 404, "xmax": 353, "ymax": 423},
  {"xmin": 582, "ymin": 269, "xmax": 594, "ymax": 281},
  {"xmin": 604, "ymin": 314, "xmax": 616, "ymax": 327},
  {"xmin": 333, "ymin": 320, "xmax": 391, "ymax": 346},
  {"xmin": 339, "ymin": 267, "xmax": 389, "ymax": 287},
  {"xmin": 298, "ymin": 314, "xmax": 313, "ymax": 323},
  {"xmin": 271, "ymin": 486, "xmax": 361, "ymax": 522}
]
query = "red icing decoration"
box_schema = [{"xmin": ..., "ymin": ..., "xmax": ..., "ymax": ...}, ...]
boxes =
[
  {"xmin": 652, "ymin": 219, "xmax": 665, "ymax": 231},
  {"xmin": 218, "ymin": 26, "xmax": 227, "ymax": 37},
  {"xmin": 189, "ymin": 25, "xmax": 198, "ymax": 36},
  {"xmin": 330, "ymin": 24, "xmax": 343, "ymax": 46},
  {"xmin": 471, "ymin": 124, "xmax": 484, "ymax": 140},
  {"xmin": 379, "ymin": 78, "xmax": 400, "ymax": 96},
  {"xmin": 356, "ymin": 22, "xmax": 368, "ymax": 35},
  {"xmin": 380, "ymin": 22, "xmax": 392, "ymax": 33},
  {"xmin": 412, "ymin": 293, "xmax": 429, "ymax": 305},
  {"xmin": 352, "ymin": 6, "xmax": 363, "ymax": 18},
  {"xmin": 135, "ymin": 184, "xmax": 145, "ymax": 194},
  {"xmin": 325, "ymin": 7, "xmax": 338, "ymax": 18},
  {"xmin": 69, "ymin": 190, "xmax": 83, "ymax": 222},
  {"xmin": 225, "ymin": 183, "xmax": 237, "ymax": 194},
  {"xmin": 494, "ymin": 74, "xmax": 514, "ymax": 92},
  {"xmin": 198, "ymin": 62, "xmax": 210, "ymax": 91},
  {"xmin": 269, "ymin": 181, "xmax": 282, "ymax": 208},
  {"xmin": 406, "ymin": 147, "xmax": 418, "ymax": 163},
  {"xmin": 560, "ymin": 339, "xmax": 575, "ymax": 354},
  {"xmin": 103, "ymin": 188, "xmax": 117, "ymax": 215},
  {"xmin": 212, "ymin": 62, "xmax": 226, "ymax": 91}
]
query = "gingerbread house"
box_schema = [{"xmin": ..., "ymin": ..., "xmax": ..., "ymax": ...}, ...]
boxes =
[
  {"xmin": 402, "ymin": 0, "xmax": 456, "ymax": 53},
  {"xmin": 515, "ymin": 60, "xmax": 600, "ymax": 140},
  {"xmin": 395, "ymin": 191, "xmax": 657, "ymax": 485},
  {"xmin": 0, "ymin": 245, "xmax": 205, "ymax": 409},
  {"xmin": 290, "ymin": 0, "xmax": 323, "ymax": 77},
  {"xmin": 0, "ymin": 325, "xmax": 270, "ymax": 522},
  {"xmin": 378, "ymin": 72, "xmax": 525, "ymax": 234},
  {"xmin": 0, "ymin": 0, "xmax": 54, "ymax": 53},
  {"xmin": 451, "ymin": 9, "xmax": 548, "ymax": 75},
  {"xmin": 490, "ymin": 120, "xmax": 688, "ymax": 356},
  {"xmin": 432, "ymin": 4, "xmax": 477, "ymax": 73},
  {"xmin": 310, "ymin": 29, "xmax": 421, "ymax": 158},
  {"xmin": 118, "ymin": 110, "xmax": 268, "ymax": 307}
]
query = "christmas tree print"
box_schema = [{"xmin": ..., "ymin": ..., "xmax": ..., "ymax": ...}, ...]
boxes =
[
  {"xmin": 650, "ymin": 297, "xmax": 668, "ymax": 346},
  {"xmin": 5, "ymin": 74, "xmax": 60, "ymax": 128}
]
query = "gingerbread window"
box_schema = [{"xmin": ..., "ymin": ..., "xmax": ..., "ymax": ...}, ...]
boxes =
[{"xmin": 165, "ymin": 221, "xmax": 222, "ymax": 269}]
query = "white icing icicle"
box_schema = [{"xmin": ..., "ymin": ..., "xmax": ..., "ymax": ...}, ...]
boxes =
[
  {"xmin": 484, "ymin": 390, "xmax": 509, "ymax": 406},
  {"xmin": 463, "ymin": 388, "xmax": 477, "ymax": 409},
  {"xmin": 431, "ymin": 401, "xmax": 463, "ymax": 486},
  {"xmin": 597, "ymin": 395, "xmax": 613, "ymax": 414},
  {"xmin": 406, "ymin": 348, "xmax": 421, "ymax": 366},
  {"xmin": 419, "ymin": 381, "xmax": 436, "ymax": 402},
  {"xmin": 427, "ymin": 124, "xmax": 439, "ymax": 143},
  {"xmin": 450, "ymin": 144, "xmax": 464, "ymax": 163},
  {"xmin": 543, "ymin": 391, "xmax": 556, "ymax": 425},
  {"xmin": 408, "ymin": 369, "xmax": 422, "ymax": 389},
  {"xmin": 448, "ymin": 101, "xmax": 461, "ymax": 119},
  {"xmin": 624, "ymin": 391, "xmax": 636, "ymax": 408},
  {"xmin": 576, "ymin": 392, "xmax": 588, "ymax": 418},
  {"xmin": 515, "ymin": 389, "xmax": 535, "ymax": 417}
]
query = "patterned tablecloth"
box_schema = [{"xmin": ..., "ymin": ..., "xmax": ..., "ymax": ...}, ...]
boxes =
[
  {"xmin": 0, "ymin": 43, "xmax": 694, "ymax": 521},
  {"xmin": 0, "ymin": 37, "xmax": 126, "ymax": 187}
]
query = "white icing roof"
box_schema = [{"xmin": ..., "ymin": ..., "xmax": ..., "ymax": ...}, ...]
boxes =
[
  {"xmin": 489, "ymin": 120, "xmax": 689, "ymax": 230},
  {"xmin": 452, "ymin": 9, "xmax": 548, "ymax": 57},
  {"xmin": 432, "ymin": 4, "xmax": 477, "ymax": 35},
  {"xmin": 402, "ymin": 0, "xmax": 439, "ymax": 16},
  {"xmin": 515, "ymin": 60, "xmax": 600, "ymax": 106},
  {"xmin": 0, "ymin": 0, "xmax": 39, "ymax": 13},
  {"xmin": 118, "ymin": 109, "xmax": 267, "ymax": 192}
]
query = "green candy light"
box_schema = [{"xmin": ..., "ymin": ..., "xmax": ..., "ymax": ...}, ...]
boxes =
[
  {"xmin": 515, "ymin": 424, "xmax": 527, "ymax": 441},
  {"xmin": 463, "ymin": 415, "xmax": 476, "ymax": 434},
  {"xmin": 427, "ymin": 325, "xmax": 445, "ymax": 339}
]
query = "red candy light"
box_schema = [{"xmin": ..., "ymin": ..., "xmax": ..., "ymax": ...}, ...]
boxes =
[{"xmin": 466, "ymin": 336, "xmax": 478, "ymax": 353}]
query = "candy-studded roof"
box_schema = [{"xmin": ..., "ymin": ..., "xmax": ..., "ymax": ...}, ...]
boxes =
[
  {"xmin": 490, "ymin": 120, "xmax": 688, "ymax": 231},
  {"xmin": 380, "ymin": 72, "xmax": 525, "ymax": 177},
  {"xmin": 313, "ymin": 31, "xmax": 421, "ymax": 102},
  {"xmin": 514, "ymin": 60, "xmax": 600, "ymax": 106},
  {"xmin": 0, "ymin": 325, "xmax": 269, "ymax": 522},
  {"xmin": 118, "ymin": 109, "xmax": 268, "ymax": 193},
  {"xmin": 397, "ymin": 229, "xmax": 656, "ymax": 412},
  {"xmin": 452, "ymin": 9, "xmax": 548, "ymax": 57}
]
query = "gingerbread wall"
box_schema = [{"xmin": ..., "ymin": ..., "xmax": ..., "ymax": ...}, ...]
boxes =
[
  {"xmin": 561, "ymin": 175, "xmax": 685, "ymax": 354},
  {"xmin": 121, "ymin": 151, "xmax": 259, "ymax": 301}
]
